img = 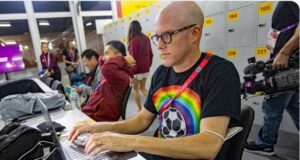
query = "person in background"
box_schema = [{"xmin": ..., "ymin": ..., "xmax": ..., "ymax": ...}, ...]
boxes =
[
  {"xmin": 40, "ymin": 42, "xmax": 61, "ymax": 81},
  {"xmin": 81, "ymin": 41, "xmax": 135, "ymax": 122},
  {"xmin": 69, "ymin": 2, "xmax": 241, "ymax": 159},
  {"xmin": 72, "ymin": 49, "xmax": 102, "ymax": 99},
  {"xmin": 245, "ymin": 1, "xmax": 299, "ymax": 156},
  {"xmin": 62, "ymin": 40, "xmax": 80, "ymax": 85},
  {"xmin": 128, "ymin": 20, "xmax": 153, "ymax": 111}
]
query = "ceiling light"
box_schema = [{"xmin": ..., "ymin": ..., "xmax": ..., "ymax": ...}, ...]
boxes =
[
  {"xmin": 40, "ymin": 39, "xmax": 48, "ymax": 43},
  {"xmin": 86, "ymin": 22, "xmax": 92, "ymax": 26},
  {"xmin": 19, "ymin": 45, "xmax": 23, "ymax": 51},
  {"xmin": 5, "ymin": 41, "xmax": 16, "ymax": 45},
  {"xmin": 39, "ymin": 21, "xmax": 50, "ymax": 26},
  {"xmin": 24, "ymin": 45, "xmax": 29, "ymax": 50},
  {"xmin": 0, "ymin": 22, "xmax": 11, "ymax": 27}
]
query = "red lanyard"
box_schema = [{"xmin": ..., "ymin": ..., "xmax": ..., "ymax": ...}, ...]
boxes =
[{"xmin": 160, "ymin": 53, "xmax": 213, "ymax": 112}]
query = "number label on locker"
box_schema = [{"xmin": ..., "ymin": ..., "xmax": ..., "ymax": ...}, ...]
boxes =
[
  {"xmin": 228, "ymin": 10, "xmax": 239, "ymax": 22},
  {"xmin": 258, "ymin": 2, "xmax": 273, "ymax": 15},
  {"xmin": 255, "ymin": 47, "xmax": 269, "ymax": 57},
  {"xmin": 204, "ymin": 17, "xmax": 213, "ymax": 27},
  {"xmin": 227, "ymin": 49, "xmax": 238, "ymax": 58}
]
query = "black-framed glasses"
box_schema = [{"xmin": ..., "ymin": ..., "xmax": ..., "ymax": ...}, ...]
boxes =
[{"xmin": 151, "ymin": 24, "xmax": 196, "ymax": 46}]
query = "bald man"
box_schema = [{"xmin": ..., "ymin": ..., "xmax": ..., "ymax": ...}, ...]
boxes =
[{"xmin": 68, "ymin": 2, "xmax": 241, "ymax": 159}]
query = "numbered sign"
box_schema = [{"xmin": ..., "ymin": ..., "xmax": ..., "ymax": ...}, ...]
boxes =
[
  {"xmin": 227, "ymin": 10, "xmax": 239, "ymax": 22},
  {"xmin": 255, "ymin": 47, "xmax": 269, "ymax": 57},
  {"xmin": 227, "ymin": 49, "xmax": 238, "ymax": 58},
  {"xmin": 204, "ymin": 17, "xmax": 213, "ymax": 27},
  {"xmin": 258, "ymin": 2, "xmax": 273, "ymax": 15}
]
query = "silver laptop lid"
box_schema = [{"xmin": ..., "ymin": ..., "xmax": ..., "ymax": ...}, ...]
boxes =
[{"xmin": 35, "ymin": 96, "xmax": 67, "ymax": 160}]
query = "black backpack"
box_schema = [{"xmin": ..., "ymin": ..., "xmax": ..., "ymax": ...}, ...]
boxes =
[{"xmin": 0, "ymin": 123, "xmax": 43, "ymax": 160}]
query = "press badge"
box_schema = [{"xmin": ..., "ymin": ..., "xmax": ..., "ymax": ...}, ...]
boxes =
[{"xmin": 266, "ymin": 29, "xmax": 281, "ymax": 53}]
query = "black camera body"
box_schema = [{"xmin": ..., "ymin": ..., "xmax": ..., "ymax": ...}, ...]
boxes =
[{"xmin": 242, "ymin": 56, "xmax": 299, "ymax": 95}]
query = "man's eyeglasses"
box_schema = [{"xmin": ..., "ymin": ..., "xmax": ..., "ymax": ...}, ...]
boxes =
[{"xmin": 151, "ymin": 24, "xmax": 196, "ymax": 46}]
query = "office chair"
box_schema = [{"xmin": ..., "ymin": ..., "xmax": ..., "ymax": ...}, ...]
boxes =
[
  {"xmin": 45, "ymin": 77, "xmax": 54, "ymax": 87},
  {"xmin": 120, "ymin": 85, "xmax": 132, "ymax": 120},
  {"xmin": 224, "ymin": 105, "xmax": 255, "ymax": 160},
  {"xmin": 51, "ymin": 80, "xmax": 65, "ymax": 95}
]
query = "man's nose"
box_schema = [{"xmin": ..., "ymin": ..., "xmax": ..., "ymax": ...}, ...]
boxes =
[{"xmin": 157, "ymin": 38, "xmax": 166, "ymax": 50}]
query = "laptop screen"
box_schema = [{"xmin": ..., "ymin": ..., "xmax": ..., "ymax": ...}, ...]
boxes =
[{"xmin": 35, "ymin": 96, "xmax": 67, "ymax": 160}]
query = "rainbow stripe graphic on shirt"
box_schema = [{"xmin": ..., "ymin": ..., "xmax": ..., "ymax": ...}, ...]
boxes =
[{"xmin": 152, "ymin": 85, "xmax": 202, "ymax": 135}]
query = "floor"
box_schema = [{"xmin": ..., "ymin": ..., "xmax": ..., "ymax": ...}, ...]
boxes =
[{"xmin": 124, "ymin": 92, "xmax": 299, "ymax": 160}]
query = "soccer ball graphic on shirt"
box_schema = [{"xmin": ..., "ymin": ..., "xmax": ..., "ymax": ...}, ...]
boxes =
[{"xmin": 161, "ymin": 107, "xmax": 187, "ymax": 138}]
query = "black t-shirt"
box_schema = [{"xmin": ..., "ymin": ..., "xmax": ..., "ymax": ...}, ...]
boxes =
[
  {"xmin": 144, "ymin": 53, "xmax": 241, "ymax": 138},
  {"xmin": 271, "ymin": 1, "xmax": 299, "ymax": 58}
]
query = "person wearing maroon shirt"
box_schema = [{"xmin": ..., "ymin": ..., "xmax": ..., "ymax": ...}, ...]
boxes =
[
  {"xmin": 128, "ymin": 20, "xmax": 153, "ymax": 111},
  {"xmin": 40, "ymin": 42, "xmax": 61, "ymax": 81},
  {"xmin": 82, "ymin": 41, "xmax": 135, "ymax": 122}
]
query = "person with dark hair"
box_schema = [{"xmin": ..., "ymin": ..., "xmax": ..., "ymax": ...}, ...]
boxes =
[
  {"xmin": 128, "ymin": 20, "xmax": 153, "ymax": 111},
  {"xmin": 107, "ymin": 40, "xmax": 127, "ymax": 56},
  {"xmin": 62, "ymin": 40, "xmax": 80, "ymax": 85},
  {"xmin": 245, "ymin": 1, "xmax": 299, "ymax": 156},
  {"xmin": 40, "ymin": 42, "xmax": 61, "ymax": 81},
  {"xmin": 81, "ymin": 41, "xmax": 136, "ymax": 121},
  {"xmin": 72, "ymin": 49, "xmax": 102, "ymax": 98}
]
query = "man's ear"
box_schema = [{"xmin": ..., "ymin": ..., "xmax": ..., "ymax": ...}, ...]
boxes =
[{"xmin": 191, "ymin": 25, "xmax": 202, "ymax": 43}]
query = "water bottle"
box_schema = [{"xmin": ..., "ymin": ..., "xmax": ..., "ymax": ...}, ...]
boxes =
[{"xmin": 69, "ymin": 88, "xmax": 81, "ymax": 110}]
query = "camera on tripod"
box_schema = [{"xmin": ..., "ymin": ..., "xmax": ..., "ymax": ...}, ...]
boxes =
[{"xmin": 241, "ymin": 55, "xmax": 299, "ymax": 95}]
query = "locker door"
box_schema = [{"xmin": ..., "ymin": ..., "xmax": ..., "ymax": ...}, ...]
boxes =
[
  {"xmin": 201, "ymin": 13, "xmax": 226, "ymax": 51},
  {"xmin": 228, "ymin": 1, "xmax": 254, "ymax": 10},
  {"xmin": 226, "ymin": 47, "xmax": 254, "ymax": 80},
  {"xmin": 227, "ymin": 6, "xmax": 255, "ymax": 48},
  {"xmin": 256, "ymin": 1, "xmax": 278, "ymax": 45},
  {"xmin": 204, "ymin": 1, "xmax": 225, "ymax": 16}
]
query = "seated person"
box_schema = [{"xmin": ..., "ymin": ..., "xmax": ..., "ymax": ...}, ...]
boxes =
[
  {"xmin": 81, "ymin": 41, "xmax": 135, "ymax": 122},
  {"xmin": 73, "ymin": 49, "xmax": 102, "ymax": 98},
  {"xmin": 69, "ymin": 2, "xmax": 241, "ymax": 160}
]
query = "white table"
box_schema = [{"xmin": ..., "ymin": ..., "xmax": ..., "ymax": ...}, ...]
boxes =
[{"xmin": 26, "ymin": 78, "xmax": 145, "ymax": 160}]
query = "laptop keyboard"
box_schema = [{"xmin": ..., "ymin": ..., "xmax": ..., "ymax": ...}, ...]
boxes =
[{"xmin": 61, "ymin": 140, "xmax": 112, "ymax": 160}]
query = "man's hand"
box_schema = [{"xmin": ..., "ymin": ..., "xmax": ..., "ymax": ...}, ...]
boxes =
[
  {"xmin": 72, "ymin": 85, "xmax": 83, "ymax": 94},
  {"xmin": 84, "ymin": 132, "xmax": 134, "ymax": 156},
  {"xmin": 68, "ymin": 123, "xmax": 107, "ymax": 142},
  {"xmin": 124, "ymin": 55, "xmax": 136, "ymax": 68},
  {"xmin": 272, "ymin": 52, "xmax": 289, "ymax": 70}
]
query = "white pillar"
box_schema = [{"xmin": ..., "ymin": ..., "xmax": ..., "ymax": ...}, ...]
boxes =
[
  {"xmin": 24, "ymin": 0, "xmax": 42, "ymax": 71},
  {"xmin": 69, "ymin": 0, "xmax": 86, "ymax": 72},
  {"xmin": 110, "ymin": 1, "xmax": 119, "ymax": 21}
]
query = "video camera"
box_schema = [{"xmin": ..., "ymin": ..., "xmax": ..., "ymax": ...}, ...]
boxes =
[{"xmin": 241, "ymin": 55, "xmax": 299, "ymax": 96}]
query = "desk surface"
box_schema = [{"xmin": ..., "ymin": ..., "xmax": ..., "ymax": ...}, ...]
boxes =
[{"xmin": 26, "ymin": 78, "xmax": 145, "ymax": 160}]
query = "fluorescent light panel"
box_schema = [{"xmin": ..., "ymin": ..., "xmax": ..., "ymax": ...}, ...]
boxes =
[
  {"xmin": 5, "ymin": 41, "xmax": 16, "ymax": 45},
  {"xmin": 0, "ymin": 22, "xmax": 11, "ymax": 27},
  {"xmin": 86, "ymin": 22, "xmax": 92, "ymax": 26},
  {"xmin": 39, "ymin": 21, "xmax": 50, "ymax": 26}
]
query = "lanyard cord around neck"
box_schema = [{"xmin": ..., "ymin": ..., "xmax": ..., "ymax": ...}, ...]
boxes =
[{"xmin": 160, "ymin": 53, "xmax": 213, "ymax": 113}]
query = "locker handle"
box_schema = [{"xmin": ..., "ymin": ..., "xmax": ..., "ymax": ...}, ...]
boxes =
[
  {"xmin": 204, "ymin": 33, "xmax": 210, "ymax": 36},
  {"xmin": 228, "ymin": 29, "xmax": 235, "ymax": 32},
  {"xmin": 258, "ymin": 23, "xmax": 267, "ymax": 28}
]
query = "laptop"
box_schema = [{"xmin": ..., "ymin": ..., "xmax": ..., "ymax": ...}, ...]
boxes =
[{"xmin": 36, "ymin": 96, "xmax": 137, "ymax": 160}]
